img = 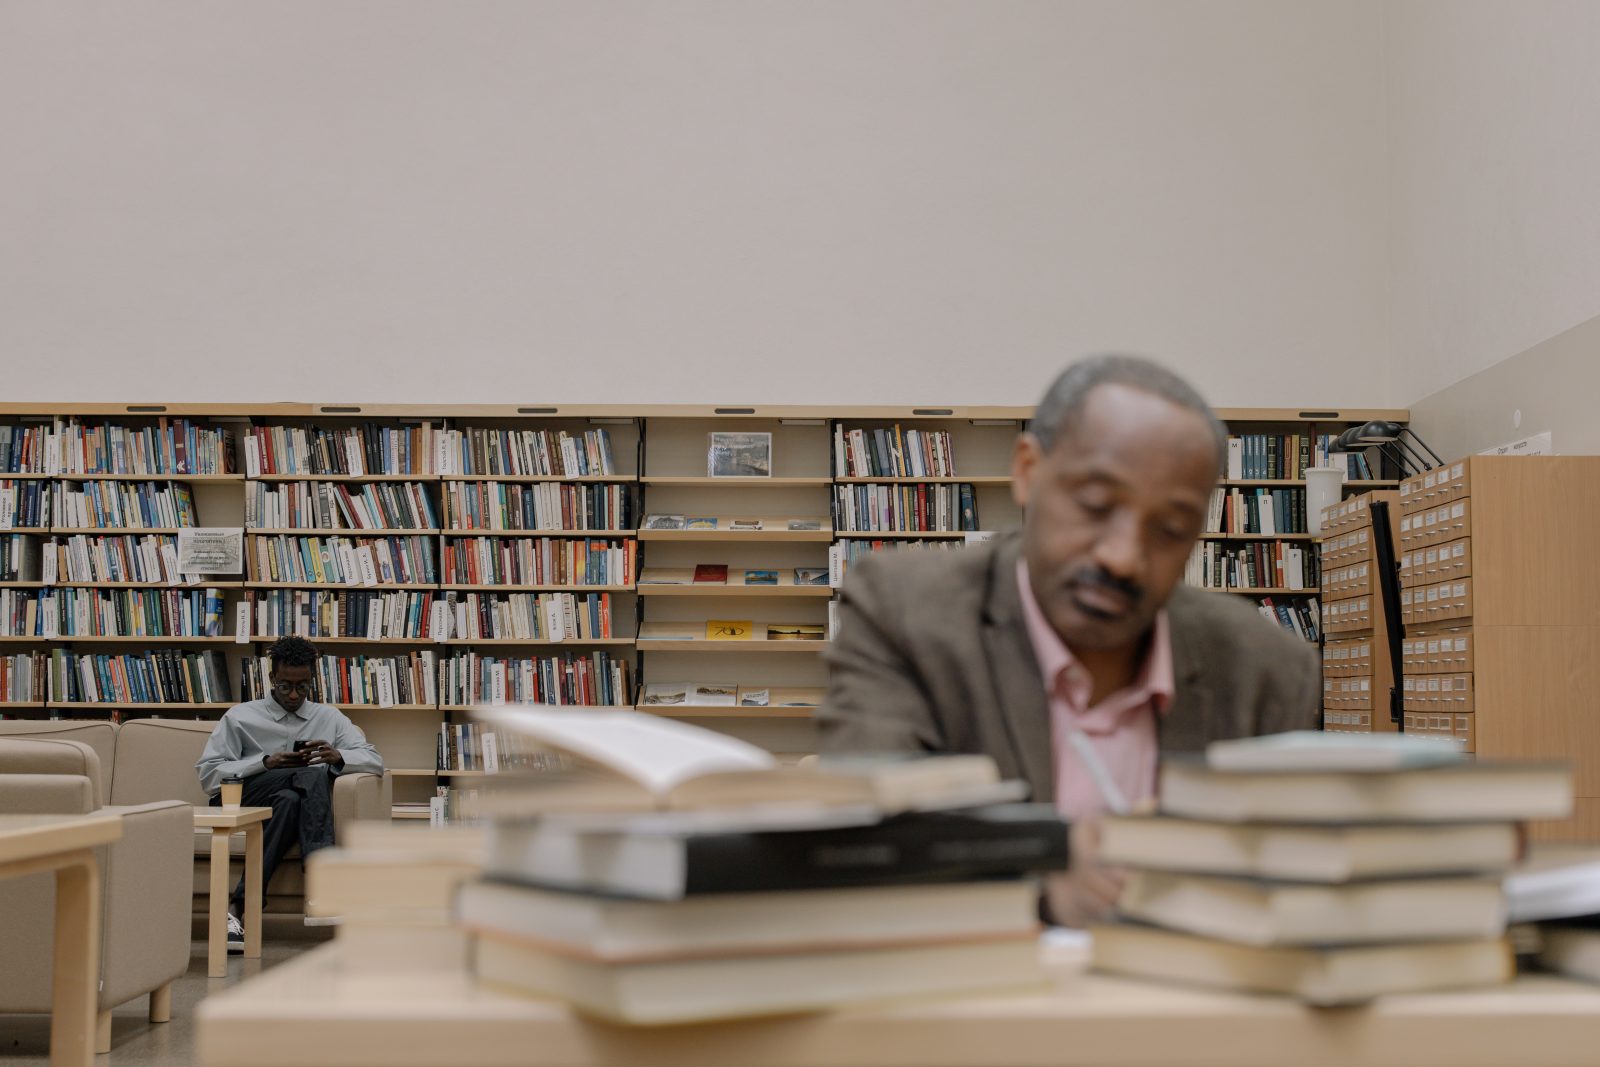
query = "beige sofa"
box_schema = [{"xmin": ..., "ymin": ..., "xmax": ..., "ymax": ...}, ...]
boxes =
[
  {"xmin": 0, "ymin": 736, "xmax": 192, "ymax": 1054},
  {"xmin": 0, "ymin": 718, "xmax": 392, "ymax": 911}
]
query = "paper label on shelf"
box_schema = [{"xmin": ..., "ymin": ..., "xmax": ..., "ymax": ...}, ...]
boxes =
[
  {"xmin": 177, "ymin": 528, "xmax": 243, "ymax": 575},
  {"xmin": 1479, "ymin": 431, "xmax": 1553, "ymax": 457}
]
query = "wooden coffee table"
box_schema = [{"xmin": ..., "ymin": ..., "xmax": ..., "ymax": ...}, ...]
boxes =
[
  {"xmin": 0, "ymin": 813, "xmax": 123, "ymax": 1067},
  {"xmin": 193, "ymin": 807, "xmax": 272, "ymax": 978}
]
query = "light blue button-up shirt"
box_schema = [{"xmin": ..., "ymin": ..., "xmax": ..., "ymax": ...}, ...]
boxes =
[{"xmin": 196, "ymin": 694, "xmax": 384, "ymax": 796}]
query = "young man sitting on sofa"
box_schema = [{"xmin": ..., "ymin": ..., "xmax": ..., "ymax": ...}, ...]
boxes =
[{"xmin": 196, "ymin": 635, "xmax": 384, "ymax": 949}]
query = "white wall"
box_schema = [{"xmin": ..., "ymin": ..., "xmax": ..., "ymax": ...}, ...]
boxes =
[
  {"xmin": 1386, "ymin": 1, "xmax": 1600, "ymax": 406},
  {"xmin": 1408, "ymin": 310, "xmax": 1600, "ymax": 460},
  {"xmin": 0, "ymin": 1, "xmax": 1391, "ymax": 407}
]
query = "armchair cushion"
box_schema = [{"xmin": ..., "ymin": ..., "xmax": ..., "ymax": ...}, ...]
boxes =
[
  {"xmin": 109, "ymin": 718, "xmax": 212, "ymax": 806},
  {"xmin": 0, "ymin": 737, "xmax": 103, "ymax": 804},
  {"xmin": 0, "ymin": 721, "xmax": 117, "ymax": 804},
  {"xmin": 0, "ymin": 773, "xmax": 95, "ymax": 815}
]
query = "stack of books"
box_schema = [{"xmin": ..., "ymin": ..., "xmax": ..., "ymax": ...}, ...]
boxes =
[
  {"xmin": 454, "ymin": 707, "xmax": 1065, "ymax": 1025},
  {"xmin": 1092, "ymin": 733, "xmax": 1573, "ymax": 1005},
  {"xmin": 1505, "ymin": 846, "xmax": 1600, "ymax": 983}
]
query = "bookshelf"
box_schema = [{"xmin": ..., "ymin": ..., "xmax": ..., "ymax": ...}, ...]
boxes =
[
  {"xmin": 1, "ymin": 402, "xmax": 1407, "ymax": 818},
  {"xmin": 1184, "ymin": 412, "xmax": 1408, "ymax": 645},
  {"xmin": 1396, "ymin": 456, "xmax": 1600, "ymax": 841}
]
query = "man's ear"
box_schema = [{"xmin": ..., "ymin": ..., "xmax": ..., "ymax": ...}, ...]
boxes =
[{"xmin": 1012, "ymin": 433, "xmax": 1044, "ymax": 511}]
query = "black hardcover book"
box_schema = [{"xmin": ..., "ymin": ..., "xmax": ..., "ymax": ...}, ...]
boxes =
[{"xmin": 485, "ymin": 803, "xmax": 1069, "ymax": 901}]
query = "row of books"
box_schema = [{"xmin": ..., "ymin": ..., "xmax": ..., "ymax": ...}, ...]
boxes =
[
  {"xmin": 438, "ymin": 649, "xmax": 632, "ymax": 708},
  {"xmin": 1253, "ymin": 596, "xmax": 1321, "ymax": 642},
  {"xmin": 48, "ymin": 648, "xmax": 231, "ymax": 705},
  {"xmin": 53, "ymin": 481, "xmax": 198, "ymax": 530},
  {"xmin": 244, "ymin": 588, "xmax": 435, "ymax": 641},
  {"xmin": 0, "ymin": 652, "xmax": 44, "ymax": 702},
  {"xmin": 1184, "ymin": 541, "xmax": 1319, "ymax": 591},
  {"xmin": 29, "ymin": 587, "xmax": 227, "ymax": 639},
  {"xmin": 0, "ymin": 481, "xmax": 50, "ymax": 529},
  {"xmin": 440, "ymin": 537, "xmax": 635, "ymax": 588},
  {"xmin": 434, "ymin": 427, "xmax": 618, "ymax": 478},
  {"xmin": 241, "ymin": 589, "xmax": 620, "ymax": 643},
  {"xmin": 1204, "ymin": 487, "xmax": 1309, "ymax": 535},
  {"xmin": 435, "ymin": 722, "xmax": 575, "ymax": 772},
  {"xmin": 832, "ymin": 484, "xmax": 979, "ymax": 533},
  {"xmin": 1224, "ymin": 433, "xmax": 1381, "ymax": 481},
  {"xmin": 833, "ymin": 424, "xmax": 958, "ymax": 478},
  {"xmin": 440, "ymin": 481, "xmax": 630, "ymax": 532},
  {"xmin": 234, "ymin": 650, "xmax": 634, "ymax": 708},
  {"xmin": 0, "ymin": 420, "xmax": 231, "ymax": 476},
  {"xmin": 52, "ymin": 533, "xmax": 180, "ymax": 585},
  {"xmin": 245, "ymin": 480, "xmax": 439, "ymax": 531},
  {"xmin": 249, "ymin": 534, "xmax": 438, "ymax": 586},
  {"xmin": 243, "ymin": 424, "xmax": 437, "ymax": 477},
  {"xmin": 241, "ymin": 425, "xmax": 620, "ymax": 478},
  {"xmin": 242, "ymin": 652, "xmax": 439, "ymax": 707},
  {"xmin": 826, "ymin": 537, "xmax": 970, "ymax": 584},
  {"xmin": 0, "ymin": 534, "xmax": 41, "ymax": 581},
  {"xmin": 439, "ymin": 591, "xmax": 616, "ymax": 642}
]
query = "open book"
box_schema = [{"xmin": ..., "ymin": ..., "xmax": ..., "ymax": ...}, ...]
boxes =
[{"xmin": 472, "ymin": 706, "xmax": 1022, "ymax": 817}]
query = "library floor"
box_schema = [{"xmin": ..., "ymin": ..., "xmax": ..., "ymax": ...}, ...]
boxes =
[{"xmin": 1, "ymin": 927, "xmax": 330, "ymax": 1066}]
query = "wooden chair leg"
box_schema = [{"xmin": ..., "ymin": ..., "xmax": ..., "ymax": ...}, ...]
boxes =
[
  {"xmin": 149, "ymin": 981, "xmax": 173, "ymax": 1023},
  {"xmin": 95, "ymin": 1008, "xmax": 112, "ymax": 1054}
]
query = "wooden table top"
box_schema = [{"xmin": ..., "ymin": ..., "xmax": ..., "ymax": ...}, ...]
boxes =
[
  {"xmin": 196, "ymin": 934, "xmax": 1600, "ymax": 1067},
  {"xmin": 193, "ymin": 806, "xmax": 273, "ymax": 829},
  {"xmin": 0, "ymin": 813, "xmax": 123, "ymax": 867}
]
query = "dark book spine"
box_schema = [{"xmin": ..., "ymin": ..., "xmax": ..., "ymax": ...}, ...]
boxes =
[{"xmin": 674, "ymin": 809, "xmax": 1069, "ymax": 894}]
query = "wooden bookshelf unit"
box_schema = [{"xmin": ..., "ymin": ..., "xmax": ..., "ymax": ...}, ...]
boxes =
[{"xmin": 1, "ymin": 402, "xmax": 1407, "ymax": 819}]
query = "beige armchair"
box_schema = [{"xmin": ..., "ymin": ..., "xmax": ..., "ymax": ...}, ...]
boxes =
[
  {"xmin": 112, "ymin": 718, "xmax": 392, "ymax": 911},
  {"xmin": 0, "ymin": 736, "xmax": 192, "ymax": 1054}
]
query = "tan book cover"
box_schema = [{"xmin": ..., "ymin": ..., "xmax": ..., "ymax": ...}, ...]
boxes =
[{"xmin": 705, "ymin": 619, "xmax": 754, "ymax": 640}]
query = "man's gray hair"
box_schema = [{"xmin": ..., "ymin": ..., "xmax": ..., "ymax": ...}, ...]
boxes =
[{"xmin": 1030, "ymin": 354, "xmax": 1228, "ymax": 474}]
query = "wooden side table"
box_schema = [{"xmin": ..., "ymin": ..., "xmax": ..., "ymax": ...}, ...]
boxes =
[
  {"xmin": 0, "ymin": 813, "xmax": 123, "ymax": 1067},
  {"xmin": 193, "ymin": 806, "xmax": 272, "ymax": 979}
]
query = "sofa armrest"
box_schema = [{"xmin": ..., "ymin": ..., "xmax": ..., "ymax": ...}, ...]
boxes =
[
  {"xmin": 332, "ymin": 771, "xmax": 392, "ymax": 839},
  {"xmin": 0, "ymin": 773, "xmax": 95, "ymax": 814},
  {"xmin": 99, "ymin": 801, "xmax": 192, "ymax": 1009}
]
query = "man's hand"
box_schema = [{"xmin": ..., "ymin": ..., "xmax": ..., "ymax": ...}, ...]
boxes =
[
  {"xmin": 1043, "ymin": 818, "xmax": 1127, "ymax": 929},
  {"xmin": 304, "ymin": 741, "xmax": 344, "ymax": 769},
  {"xmin": 263, "ymin": 749, "xmax": 309, "ymax": 770}
]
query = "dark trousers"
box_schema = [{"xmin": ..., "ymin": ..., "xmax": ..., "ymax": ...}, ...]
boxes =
[{"xmin": 211, "ymin": 766, "xmax": 336, "ymax": 913}]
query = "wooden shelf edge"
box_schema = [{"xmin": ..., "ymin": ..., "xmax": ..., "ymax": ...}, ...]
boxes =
[{"xmin": 639, "ymin": 706, "xmax": 816, "ymax": 719}]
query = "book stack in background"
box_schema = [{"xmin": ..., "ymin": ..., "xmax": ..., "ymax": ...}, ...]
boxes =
[
  {"xmin": 1093, "ymin": 733, "xmax": 1573, "ymax": 1005},
  {"xmin": 453, "ymin": 707, "xmax": 1064, "ymax": 1025},
  {"xmin": 1505, "ymin": 846, "xmax": 1600, "ymax": 984}
]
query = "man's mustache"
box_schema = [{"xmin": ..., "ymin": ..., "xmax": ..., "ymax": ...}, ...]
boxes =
[{"xmin": 1065, "ymin": 566, "xmax": 1144, "ymax": 607}]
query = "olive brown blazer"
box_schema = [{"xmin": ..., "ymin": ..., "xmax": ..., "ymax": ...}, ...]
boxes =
[{"xmin": 817, "ymin": 531, "xmax": 1323, "ymax": 804}]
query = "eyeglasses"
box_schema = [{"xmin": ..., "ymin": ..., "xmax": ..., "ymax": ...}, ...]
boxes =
[{"xmin": 271, "ymin": 680, "xmax": 315, "ymax": 697}]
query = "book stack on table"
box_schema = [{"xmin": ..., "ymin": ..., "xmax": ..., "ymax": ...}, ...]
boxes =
[
  {"xmin": 1092, "ymin": 732, "xmax": 1573, "ymax": 1005},
  {"xmin": 454, "ymin": 706, "xmax": 1068, "ymax": 1025}
]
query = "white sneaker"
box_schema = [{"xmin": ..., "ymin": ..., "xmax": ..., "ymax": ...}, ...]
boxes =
[{"xmin": 227, "ymin": 914, "xmax": 245, "ymax": 953}]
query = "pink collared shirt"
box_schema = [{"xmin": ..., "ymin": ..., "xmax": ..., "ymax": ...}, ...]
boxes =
[{"xmin": 1017, "ymin": 561, "xmax": 1174, "ymax": 819}]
